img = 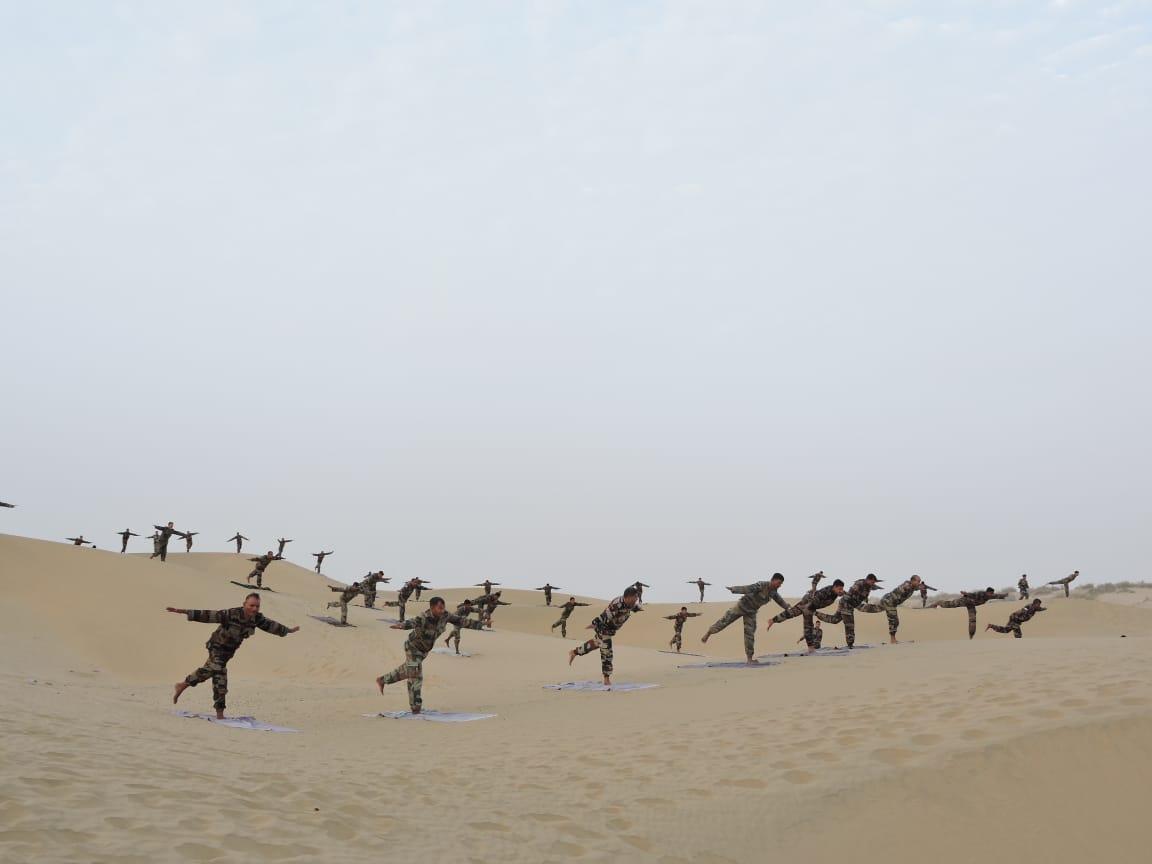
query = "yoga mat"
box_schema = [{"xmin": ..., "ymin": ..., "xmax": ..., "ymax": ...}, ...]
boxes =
[
  {"xmin": 659, "ymin": 650, "xmax": 704, "ymax": 657},
  {"xmin": 365, "ymin": 710, "xmax": 496, "ymax": 722},
  {"xmin": 175, "ymin": 711, "xmax": 298, "ymax": 732},
  {"xmin": 677, "ymin": 660, "xmax": 780, "ymax": 669},
  {"xmin": 431, "ymin": 647, "xmax": 473, "ymax": 657},
  {"xmin": 230, "ymin": 581, "xmax": 274, "ymax": 591},
  {"xmin": 542, "ymin": 681, "xmax": 658, "ymax": 692}
]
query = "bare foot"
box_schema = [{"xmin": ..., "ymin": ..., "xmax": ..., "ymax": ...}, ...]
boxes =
[
  {"xmin": 411, "ymin": 707, "xmax": 421, "ymax": 715},
  {"xmin": 984, "ymin": 624, "xmax": 992, "ymax": 631},
  {"xmin": 890, "ymin": 636, "xmax": 898, "ymax": 644},
  {"xmin": 602, "ymin": 677, "xmax": 611, "ymax": 688},
  {"xmin": 172, "ymin": 681, "xmax": 189, "ymax": 704},
  {"xmin": 745, "ymin": 657, "xmax": 759, "ymax": 665},
  {"xmin": 215, "ymin": 709, "xmax": 225, "ymax": 720},
  {"xmin": 700, "ymin": 632, "xmax": 710, "ymax": 643},
  {"xmin": 376, "ymin": 676, "xmax": 387, "ymax": 695},
  {"xmin": 567, "ymin": 649, "xmax": 577, "ymax": 666}
]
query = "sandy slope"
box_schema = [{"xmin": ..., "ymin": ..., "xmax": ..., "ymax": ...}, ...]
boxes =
[{"xmin": 2, "ymin": 533, "xmax": 1150, "ymax": 863}]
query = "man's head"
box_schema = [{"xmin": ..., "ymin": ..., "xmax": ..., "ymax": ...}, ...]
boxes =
[
  {"xmin": 910, "ymin": 574, "xmax": 922, "ymax": 586},
  {"xmin": 865, "ymin": 573, "xmax": 879, "ymax": 583},
  {"xmin": 428, "ymin": 596, "xmax": 446, "ymax": 617},
  {"xmin": 770, "ymin": 572, "xmax": 784, "ymax": 586},
  {"xmin": 1031, "ymin": 599, "xmax": 1043, "ymax": 607},
  {"xmin": 680, "ymin": 606, "xmax": 687, "ymax": 613},
  {"xmin": 462, "ymin": 598, "xmax": 473, "ymax": 607},
  {"xmin": 1073, "ymin": 570, "xmax": 1080, "ymax": 576},
  {"xmin": 267, "ymin": 550, "xmax": 274, "ymax": 557},
  {"xmin": 832, "ymin": 579, "xmax": 845, "ymax": 595},
  {"xmin": 622, "ymin": 586, "xmax": 639, "ymax": 607},
  {"xmin": 242, "ymin": 593, "xmax": 261, "ymax": 617},
  {"xmin": 167, "ymin": 521, "xmax": 174, "ymax": 528},
  {"xmin": 985, "ymin": 587, "xmax": 996, "ymax": 595}
]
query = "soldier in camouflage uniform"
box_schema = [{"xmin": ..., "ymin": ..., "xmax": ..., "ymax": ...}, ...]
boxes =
[
  {"xmin": 147, "ymin": 532, "xmax": 161, "ymax": 556},
  {"xmin": 688, "ymin": 578, "xmax": 712, "ymax": 602},
  {"xmin": 412, "ymin": 577, "xmax": 432, "ymax": 601},
  {"xmin": 227, "ymin": 532, "xmax": 249, "ymax": 553},
  {"xmin": 150, "ymin": 522, "xmax": 186, "ymax": 562},
  {"xmin": 918, "ymin": 581, "xmax": 939, "ymax": 607},
  {"xmin": 443, "ymin": 598, "xmax": 478, "ymax": 653},
  {"xmin": 798, "ymin": 620, "xmax": 823, "ymax": 649},
  {"xmin": 551, "ymin": 597, "xmax": 590, "ymax": 637},
  {"xmin": 169, "ymin": 593, "xmax": 299, "ymax": 718},
  {"xmin": 327, "ymin": 582, "xmax": 363, "ymax": 625},
  {"xmin": 65, "ymin": 535, "xmax": 90, "ymax": 547},
  {"xmin": 701, "ymin": 573, "xmax": 789, "ymax": 663},
  {"xmin": 1047, "ymin": 570, "xmax": 1079, "ymax": 598},
  {"xmin": 813, "ymin": 574, "xmax": 882, "ymax": 649},
  {"xmin": 858, "ymin": 575, "xmax": 922, "ymax": 643},
  {"xmin": 396, "ymin": 579, "xmax": 419, "ymax": 621},
  {"xmin": 665, "ymin": 607, "xmax": 701, "ymax": 652},
  {"xmin": 117, "ymin": 529, "xmax": 139, "ymax": 553},
  {"xmin": 568, "ymin": 586, "xmax": 641, "ymax": 686},
  {"xmin": 986, "ymin": 599, "xmax": 1047, "ymax": 638},
  {"xmin": 536, "ymin": 583, "xmax": 561, "ymax": 606},
  {"xmin": 361, "ymin": 571, "xmax": 390, "ymax": 609},
  {"xmin": 474, "ymin": 591, "xmax": 510, "ymax": 626},
  {"xmin": 930, "ymin": 587, "xmax": 998, "ymax": 639},
  {"xmin": 1018, "ymin": 574, "xmax": 1029, "ymax": 600},
  {"xmin": 474, "ymin": 579, "xmax": 501, "ymax": 596},
  {"xmin": 312, "ymin": 550, "xmax": 334, "ymax": 573},
  {"xmin": 766, "ymin": 580, "xmax": 846, "ymax": 651},
  {"xmin": 246, "ymin": 551, "xmax": 282, "ymax": 588},
  {"xmin": 377, "ymin": 596, "xmax": 485, "ymax": 713},
  {"xmin": 276, "ymin": 537, "xmax": 293, "ymax": 557},
  {"xmin": 183, "ymin": 531, "xmax": 198, "ymax": 552}
]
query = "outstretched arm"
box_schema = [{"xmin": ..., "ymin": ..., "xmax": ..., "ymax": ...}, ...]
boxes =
[
  {"xmin": 256, "ymin": 615, "xmax": 297, "ymax": 636},
  {"xmin": 727, "ymin": 585, "xmax": 751, "ymax": 594},
  {"xmin": 169, "ymin": 608, "xmax": 226, "ymax": 623}
]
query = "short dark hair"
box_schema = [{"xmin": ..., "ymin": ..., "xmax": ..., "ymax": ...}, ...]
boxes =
[
  {"xmin": 428, "ymin": 596, "xmax": 445, "ymax": 606},
  {"xmin": 832, "ymin": 579, "xmax": 845, "ymax": 587},
  {"xmin": 866, "ymin": 573, "xmax": 877, "ymax": 579},
  {"xmin": 985, "ymin": 586, "xmax": 995, "ymax": 593},
  {"xmin": 681, "ymin": 606, "xmax": 687, "ymax": 611},
  {"xmin": 771, "ymin": 572, "xmax": 784, "ymax": 581},
  {"xmin": 245, "ymin": 592, "xmax": 261, "ymax": 602},
  {"xmin": 623, "ymin": 586, "xmax": 639, "ymax": 599}
]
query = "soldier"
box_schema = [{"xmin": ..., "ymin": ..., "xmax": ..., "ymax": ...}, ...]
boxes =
[
  {"xmin": 147, "ymin": 531, "xmax": 161, "ymax": 556},
  {"xmin": 551, "ymin": 597, "xmax": 590, "ymax": 637},
  {"xmin": 813, "ymin": 573, "xmax": 882, "ymax": 649},
  {"xmin": 443, "ymin": 598, "xmax": 478, "ymax": 654},
  {"xmin": 66, "ymin": 535, "xmax": 89, "ymax": 546},
  {"xmin": 986, "ymin": 599, "xmax": 1047, "ymax": 638},
  {"xmin": 930, "ymin": 587, "xmax": 999, "ymax": 639},
  {"xmin": 858, "ymin": 575, "xmax": 923, "ymax": 643},
  {"xmin": 536, "ymin": 583, "xmax": 561, "ymax": 606},
  {"xmin": 0, "ymin": 501, "xmax": 14, "ymax": 508},
  {"xmin": 168, "ymin": 592, "xmax": 299, "ymax": 719},
  {"xmin": 327, "ymin": 582, "xmax": 363, "ymax": 625},
  {"xmin": 805, "ymin": 571, "xmax": 826, "ymax": 597},
  {"xmin": 377, "ymin": 596, "xmax": 485, "ymax": 714},
  {"xmin": 396, "ymin": 578, "xmax": 428, "ymax": 621},
  {"xmin": 184, "ymin": 531, "xmax": 198, "ymax": 552},
  {"xmin": 117, "ymin": 529, "xmax": 140, "ymax": 553},
  {"xmin": 246, "ymin": 551, "xmax": 282, "ymax": 589},
  {"xmin": 567, "ymin": 586, "xmax": 641, "ymax": 687},
  {"xmin": 311, "ymin": 550, "xmax": 334, "ymax": 573},
  {"xmin": 150, "ymin": 522, "xmax": 186, "ymax": 562},
  {"xmin": 412, "ymin": 577, "xmax": 432, "ymax": 601},
  {"xmin": 1018, "ymin": 574, "xmax": 1030, "ymax": 600},
  {"xmin": 474, "ymin": 591, "xmax": 510, "ymax": 626},
  {"xmin": 918, "ymin": 581, "xmax": 939, "ymax": 607},
  {"xmin": 474, "ymin": 579, "xmax": 501, "ymax": 596},
  {"xmin": 765, "ymin": 579, "xmax": 847, "ymax": 652},
  {"xmin": 361, "ymin": 571, "xmax": 390, "ymax": 609},
  {"xmin": 688, "ymin": 579, "xmax": 712, "ymax": 602},
  {"xmin": 700, "ymin": 573, "xmax": 789, "ymax": 664},
  {"xmin": 799, "ymin": 620, "xmax": 823, "ymax": 649},
  {"xmin": 665, "ymin": 607, "xmax": 701, "ymax": 653},
  {"xmin": 227, "ymin": 532, "xmax": 249, "ymax": 553},
  {"xmin": 632, "ymin": 581, "xmax": 651, "ymax": 602},
  {"xmin": 1047, "ymin": 570, "xmax": 1080, "ymax": 598},
  {"xmin": 276, "ymin": 537, "xmax": 293, "ymax": 557}
]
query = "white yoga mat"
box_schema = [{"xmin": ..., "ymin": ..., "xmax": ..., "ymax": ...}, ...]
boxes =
[
  {"xmin": 431, "ymin": 647, "xmax": 474, "ymax": 657},
  {"xmin": 542, "ymin": 681, "xmax": 659, "ymax": 692},
  {"xmin": 758, "ymin": 645, "xmax": 873, "ymax": 660},
  {"xmin": 658, "ymin": 650, "xmax": 704, "ymax": 657},
  {"xmin": 175, "ymin": 711, "xmax": 299, "ymax": 732},
  {"xmin": 365, "ymin": 710, "xmax": 496, "ymax": 722},
  {"xmin": 677, "ymin": 660, "xmax": 780, "ymax": 669}
]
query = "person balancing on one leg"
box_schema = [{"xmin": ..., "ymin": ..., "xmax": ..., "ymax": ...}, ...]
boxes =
[
  {"xmin": 443, "ymin": 598, "xmax": 477, "ymax": 654},
  {"xmin": 551, "ymin": 597, "xmax": 589, "ymax": 637},
  {"xmin": 765, "ymin": 579, "xmax": 846, "ymax": 653},
  {"xmin": 377, "ymin": 596, "xmax": 486, "ymax": 715},
  {"xmin": 700, "ymin": 573, "xmax": 789, "ymax": 664},
  {"xmin": 117, "ymin": 529, "xmax": 139, "ymax": 553},
  {"xmin": 930, "ymin": 587, "xmax": 998, "ymax": 639},
  {"xmin": 858, "ymin": 575, "xmax": 923, "ymax": 643},
  {"xmin": 986, "ymin": 599, "xmax": 1047, "ymax": 638},
  {"xmin": 688, "ymin": 578, "xmax": 712, "ymax": 602},
  {"xmin": 814, "ymin": 573, "xmax": 882, "ymax": 649},
  {"xmin": 169, "ymin": 592, "xmax": 299, "ymax": 719},
  {"xmin": 1047, "ymin": 570, "xmax": 1079, "ymax": 598},
  {"xmin": 312, "ymin": 550, "xmax": 334, "ymax": 573},
  {"xmin": 568, "ymin": 586, "xmax": 641, "ymax": 687},
  {"xmin": 247, "ymin": 551, "xmax": 283, "ymax": 589},
  {"xmin": 665, "ymin": 607, "xmax": 701, "ymax": 653},
  {"xmin": 327, "ymin": 582, "xmax": 363, "ymax": 625}
]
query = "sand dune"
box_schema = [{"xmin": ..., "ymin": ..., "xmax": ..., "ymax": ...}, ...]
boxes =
[{"xmin": 2, "ymin": 532, "xmax": 1149, "ymax": 863}]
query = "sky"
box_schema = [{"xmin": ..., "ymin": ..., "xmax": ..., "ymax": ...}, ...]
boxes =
[{"xmin": 1, "ymin": 1, "xmax": 1149, "ymax": 598}]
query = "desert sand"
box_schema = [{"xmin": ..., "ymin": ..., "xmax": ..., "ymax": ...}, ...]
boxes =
[{"xmin": 2, "ymin": 532, "xmax": 1150, "ymax": 863}]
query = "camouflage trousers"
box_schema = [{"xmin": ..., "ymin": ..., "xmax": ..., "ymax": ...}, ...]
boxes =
[
  {"xmin": 380, "ymin": 645, "xmax": 428, "ymax": 712},
  {"xmin": 1019, "ymin": 587, "xmax": 1029, "ymax": 600},
  {"xmin": 920, "ymin": 592, "xmax": 928, "ymax": 608},
  {"xmin": 363, "ymin": 589, "xmax": 376, "ymax": 609},
  {"xmin": 551, "ymin": 615, "xmax": 570, "ymax": 637},
  {"xmin": 326, "ymin": 599, "xmax": 349, "ymax": 624},
  {"xmin": 445, "ymin": 625, "xmax": 462, "ymax": 651},
  {"xmin": 185, "ymin": 651, "xmax": 231, "ymax": 711},
  {"xmin": 772, "ymin": 604, "xmax": 822, "ymax": 649},
  {"xmin": 698, "ymin": 588, "xmax": 706, "ymax": 602},
  {"xmin": 988, "ymin": 622, "xmax": 1024, "ymax": 638},
  {"xmin": 814, "ymin": 600, "xmax": 860, "ymax": 647},
  {"xmin": 859, "ymin": 601, "xmax": 901, "ymax": 636},
  {"xmin": 670, "ymin": 630, "xmax": 683, "ymax": 651},
  {"xmin": 248, "ymin": 568, "xmax": 266, "ymax": 588},
  {"xmin": 544, "ymin": 591, "xmax": 552, "ymax": 606},
  {"xmin": 574, "ymin": 632, "xmax": 614, "ymax": 676},
  {"xmin": 151, "ymin": 543, "xmax": 168, "ymax": 562},
  {"xmin": 936, "ymin": 598, "xmax": 978, "ymax": 638},
  {"xmin": 120, "ymin": 538, "xmax": 129, "ymax": 554},
  {"xmin": 705, "ymin": 606, "xmax": 757, "ymax": 657}
]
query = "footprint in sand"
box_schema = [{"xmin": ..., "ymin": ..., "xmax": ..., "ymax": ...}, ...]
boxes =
[
  {"xmin": 910, "ymin": 733, "xmax": 942, "ymax": 746},
  {"xmin": 607, "ymin": 817, "xmax": 633, "ymax": 831},
  {"xmin": 527, "ymin": 812, "xmax": 568, "ymax": 823},
  {"xmin": 871, "ymin": 747, "xmax": 915, "ymax": 765},
  {"xmin": 549, "ymin": 840, "xmax": 586, "ymax": 857},
  {"xmin": 468, "ymin": 821, "xmax": 510, "ymax": 833},
  {"xmin": 623, "ymin": 835, "xmax": 654, "ymax": 851},
  {"xmin": 730, "ymin": 778, "xmax": 766, "ymax": 789},
  {"xmin": 781, "ymin": 769, "xmax": 814, "ymax": 785}
]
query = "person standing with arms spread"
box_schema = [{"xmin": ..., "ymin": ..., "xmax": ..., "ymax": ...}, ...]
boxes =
[
  {"xmin": 184, "ymin": 530, "xmax": 199, "ymax": 552},
  {"xmin": 169, "ymin": 592, "xmax": 299, "ymax": 719},
  {"xmin": 66, "ymin": 535, "xmax": 89, "ymax": 546},
  {"xmin": 150, "ymin": 522, "xmax": 186, "ymax": 562},
  {"xmin": 276, "ymin": 537, "xmax": 293, "ymax": 557},
  {"xmin": 247, "ymin": 551, "xmax": 282, "ymax": 589},
  {"xmin": 443, "ymin": 598, "xmax": 478, "ymax": 654},
  {"xmin": 917, "ymin": 581, "xmax": 939, "ymax": 607},
  {"xmin": 688, "ymin": 579, "xmax": 712, "ymax": 603},
  {"xmin": 312, "ymin": 550, "xmax": 334, "ymax": 573},
  {"xmin": 228, "ymin": 532, "xmax": 249, "ymax": 553},
  {"xmin": 536, "ymin": 583, "xmax": 561, "ymax": 606},
  {"xmin": 665, "ymin": 607, "xmax": 701, "ymax": 653},
  {"xmin": 567, "ymin": 586, "xmax": 641, "ymax": 687},
  {"xmin": 361, "ymin": 571, "xmax": 389, "ymax": 609},
  {"xmin": 700, "ymin": 573, "xmax": 789, "ymax": 664},
  {"xmin": 117, "ymin": 529, "xmax": 140, "ymax": 553},
  {"xmin": 551, "ymin": 597, "xmax": 589, "ymax": 637},
  {"xmin": 474, "ymin": 579, "xmax": 501, "ymax": 596}
]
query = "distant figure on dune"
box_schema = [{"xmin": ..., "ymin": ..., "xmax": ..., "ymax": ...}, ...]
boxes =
[
  {"xmin": 327, "ymin": 582, "xmax": 363, "ymax": 625},
  {"xmin": 814, "ymin": 574, "xmax": 883, "ymax": 649},
  {"xmin": 412, "ymin": 577, "xmax": 432, "ymax": 601},
  {"xmin": 117, "ymin": 529, "xmax": 140, "ymax": 553},
  {"xmin": 805, "ymin": 571, "xmax": 826, "ymax": 596},
  {"xmin": 66, "ymin": 535, "xmax": 89, "ymax": 547},
  {"xmin": 276, "ymin": 537, "xmax": 293, "ymax": 557},
  {"xmin": 247, "ymin": 551, "xmax": 283, "ymax": 589},
  {"xmin": 147, "ymin": 532, "xmax": 161, "ymax": 556},
  {"xmin": 396, "ymin": 578, "xmax": 424, "ymax": 621},
  {"xmin": 766, "ymin": 580, "xmax": 847, "ymax": 654},
  {"xmin": 150, "ymin": 522, "xmax": 187, "ymax": 563},
  {"xmin": 551, "ymin": 597, "xmax": 589, "ymax": 637},
  {"xmin": 665, "ymin": 607, "xmax": 701, "ymax": 653},
  {"xmin": 568, "ymin": 586, "xmax": 641, "ymax": 687},
  {"xmin": 858, "ymin": 575, "xmax": 923, "ymax": 643},
  {"xmin": 535, "ymin": 583, "xmax": 561, "ymax": 606},
  {"xmin": 475, "ymin": 579, "xmax": 501, "ymax": 596},
  {"xmin": 1018, "ymin": 574, "xmax": 1030, "ymax": 600},
  {"xmin": 631, "ymin": 581, "xmax": 651, "ymax": 602},
  {"xmin": 1048, "ymin": 570, "xmax": 1080, "ymax": 598},
  {"xmin": 443, "ymin": 598, "xmax": 478, "ymax": 654},
  {"xmin": 378, "ymin": 596, "xmax": 485, "ymax": 714},
  {"xmin": 986, "ymin": 599, "xmax": 1047, "ymax": 638},
  {"xmin": 311, "ymin": 550, "xmax": 334, "ymax": 573},
  {"xmin": 701, "ymin": 573, "xmax": 789, "ymax": 664},
  {"xmin": 361, "ymin": 571, "xmax": 389, "ymax": 609},
  {"xmin": 228, "ymin": 533, "xmax": 249, "ymax": 553},
  {"xmin": 184, "ymin": 531, "xmax": 199, "ymax": 552},
  {"xmin": 930, "ymin": 587, "xmax": 998, "ymax": 639},
  {"xmin": 918, "ymin": 581, "xmax": 939, "ymax": 607},
  {"xmin": 168, "ymin": 592, "xmax": 298, "ymax": 719},
  {"xmin": 688, "ymin": 578, "xmax": 712, "ymax": 602}
]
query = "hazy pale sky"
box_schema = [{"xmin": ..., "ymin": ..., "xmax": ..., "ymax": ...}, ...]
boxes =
[{"xmin": 2, "ymin": 1, "xmax": 1149, "ymax": 597}]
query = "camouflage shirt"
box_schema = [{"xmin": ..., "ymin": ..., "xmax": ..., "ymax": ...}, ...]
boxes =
[
  {"xmin": 961, "ymin": 591, "xmax": 995, "ymax": 607},
  {"xmin": 1010, "ymin": 604, "xmax": 1045, "ymax": 625},
  {"xmin": 558, "ymin": 600, "xmax": 588, "ymax": 619},
  {"xmin": 591, "ymin": 597, "xmax": 637, "ymax": 637},
  {"xmin": 398, "ymin": 583, "xmax": 417, "ymax": 602},
  {"xmin": 665, "ymin": 611, "xmax": 699, "ymax": 633},
  {"xmin": 454, "ymin": 602, "xmax": 476, "ymax": 619},
  {"xmin": 843, "ymin": 579, "xmax": 880, "ymax": 608},
  {"xmin": 333, "ymin": 584, "xmax": 362, "ymax": 603},
  {"xmin": 249, "ymin": 554, "xmax": 277, "ymax": 572},
  {"xmin": 731, "ymin": 582, "xmax": 789, "ymax": 615},
  {"xmin": 802, "ymin": 585, "xmax": 841, "ymax": 611},
  {"xmin": 1018, "ymin": 576, "xmax": 1029, "ymax": 589},
  {"xmin": 881, "ymin": 580, "xmax": 919, "ymax": 607},
  {"xmin": 186, "ymin": 608, "xmax": 289, "ymax": 659},
  {"xmin": 400, "ymin": 609, "xmax": 483, "ymax": 652}
]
